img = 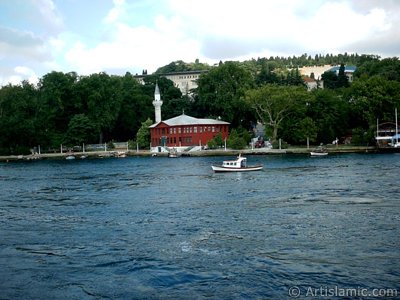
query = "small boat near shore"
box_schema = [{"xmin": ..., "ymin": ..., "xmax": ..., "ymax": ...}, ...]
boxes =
[
  {"xmin": 310, "ymin": 145, "xmax": 328, "ymax": 156},
  {"xmin": 168, "ymin": 148, "xmax": 179, "ymax": 158},
  {"xmin": 116, "ymin": 151, "xmax": 127, "ymax": 158},
  {"xmin": 211, "ymin": 154, "xmax": 263, "ymax": 172}
]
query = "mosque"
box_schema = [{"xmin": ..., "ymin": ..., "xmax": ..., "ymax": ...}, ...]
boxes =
[{"xmin": 149, "ymin": 83, "xmax": 230, "ymax": 152}]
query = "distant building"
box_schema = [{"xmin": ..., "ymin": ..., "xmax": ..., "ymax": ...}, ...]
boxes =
[
  {"xmin": 134, "ymin": 70, "xmax": 208, "ymax": 95},
  {"xmin": 301, "ymin": 64, "xmax": 357, "ymax": 89},
  {"xmin": 149, "ymin": 114, "xmax": 230, "ymax": 151},
  {"xmin": 299, "ymin": 65, "xmax": 332, "ymax": 79},
  {"xmin": 303, "ymin": 76, "xmax": 320, "ymax": 90},
  {"xmin": 148, "ymin": 85, "xmax": 229, "ymax": 152},
  {"xmin": 327, "ymin": 65, "xmax": 357, "ymax": 82}
]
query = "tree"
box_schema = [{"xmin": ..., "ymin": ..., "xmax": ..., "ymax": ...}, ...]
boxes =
[
  {"xmin": 256, "ymin": 62, "xmax": 279, "ymax": 85},
  {"xmin": 0, "ymin": 81, "xmax": 38, "ymax": 154},
  {"xmin": 136, "ymin": 118, "xmax": 153, "ymax": 148},
  {"xmin": 308, "ymin": 89, "xmax": 349, "ymax": 143},
  {"xmin": 245, "ymin": 84, "xmax": 309, "ymax": 142},
  {"xmin": 321, "ymin": 70, "xmax": 338, "ymax": 89},
  {"xmin": 337, "ymin": 63, "xmax": 349, "ymax": 88},
  {"xmin": 293, "ymin": 117, "xmax": 318, "ymax": 144},
  {"xmin": 112, "ymin": 72, "xmax": 153, "ymax": 141},
  {"xmin": 76, "ymin": 72, "xmax": 123, "ymax": 143},
  {"xmin": 227, "ymin": 129, "xmax": 247, "ymax": 149},
  {"xmin": 37, "ymin": 71, "xmax": 80, "ymax": 148},
  {"xmin": 64, "ymin": 114, "xmax": 97, "ymax": 146},
  {"xmin": 346, "ymin": 75, "xmax": 400, "ymax": 130},
  {"xmin": 193, "ymin": 61, "xmax": 255, "ymax": 128}
]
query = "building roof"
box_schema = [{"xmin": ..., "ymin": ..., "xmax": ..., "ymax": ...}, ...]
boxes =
[
  {"xmin": 328, "ymin": 65, "xmax": 357, "ymax": 73},
  {"xmin": 154, "ymin": 82, "xmax": 160, "ymax": 95},
  {"xmin": 149, "ymin": 113, "xmax": 230, "ymax": 128},
  {"xmin": 303, "ymin": 77, "xmax": 316, "ymax": 82}
]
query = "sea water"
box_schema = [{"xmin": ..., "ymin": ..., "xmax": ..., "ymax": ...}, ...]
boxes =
[{"xmin": 0, "ymin": 154, "xmax": 399, "ymax": 299}]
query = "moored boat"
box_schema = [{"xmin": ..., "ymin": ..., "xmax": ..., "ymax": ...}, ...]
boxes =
[
  {"xmin": 310, "ymin": 145, "xmax": 328, "ymax": 156},
  {"xmin": 376, "ymin": 108, "xmax": 400, "ymax": 152},
  {"xmin": 116, "ymin": 151, "xmax": 127, "ymax": 158},
  {"xmin": 211, "ymin": 154, "xmax": 263, "ymax": 172},
  {"xmin": 168, "ymin": 148, "xmax": 179, "ymax": 158},
  {"xmin": 310, "ymin": 151, "xmax": 328, "ymax": 156}
]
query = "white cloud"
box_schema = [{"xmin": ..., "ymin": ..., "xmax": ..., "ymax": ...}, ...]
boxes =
[
  {"xmin": 1, "ymin": 0, "xmax": 400, "ymax": 86},
  {"xmin": 104, "ymin": 0, "xmax": 126, "ymax": 24},
  {"xmin": 64, "ymin": 19, "xmax": 202, "ymax": 74},
  {"xmin": 164, "ymin": 0, "xmax": 396, "ymax": 59},
  {"xmin": 30, "ymin": 0, "xmax": 64, "ymax": 35},
  {"xmin": 59, "ymin": 0, "xmax": 400, "ymax": 76},
  {"xmin": 0, "ymin": 66, "xmax": 38, "ymax": 86}
]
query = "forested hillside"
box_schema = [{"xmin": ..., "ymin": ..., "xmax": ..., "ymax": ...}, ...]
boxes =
[{"xmin": 0, "ymin": 53, "xmax": 399, "ymax": 155}]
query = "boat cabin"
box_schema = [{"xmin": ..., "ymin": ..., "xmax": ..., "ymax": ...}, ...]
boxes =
[{"xmin": 222, "ymin": 156, "xmax": 247, "ymax": 169}]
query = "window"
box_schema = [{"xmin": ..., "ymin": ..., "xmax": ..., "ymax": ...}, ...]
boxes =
[
  {"xmin": 178, "ymin": 128, "xmax": 181, "ymax": 134},
  {"xmin": 194, "ymin": 127, "xmax": 197, "ymax": 133},
  {"xmin": 169, "ymin": 128, "xmax": 173, "ymax": 134},
  {"xmin": 199, "ymin": 127, "xmax": 202, "ymax": 133},
  {"xmin": 212, "ymin": 127, "xmax": 215, "ymax": 132}
]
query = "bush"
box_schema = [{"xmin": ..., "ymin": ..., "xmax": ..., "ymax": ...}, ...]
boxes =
[
  {"xmin": 272, "ymin": 139, "xmax": 288, "ymax": 149},
  {"xmin": 207, "ymin": 139, "xmax": 218, "ymax": 149},
  {"xmin": 227, "ymin": 129, "xmax": 247, "ymax": 149},
  {"xmin": 107, "ymin": 141, "xmax": 115, "ymax": 150},
  {"xmin": 351, "ymin": 128, "xmax": 374, "ymax": 145}
]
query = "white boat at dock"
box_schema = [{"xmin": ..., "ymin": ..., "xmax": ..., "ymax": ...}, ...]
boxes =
[
  {"xmin": 168, "ymin": 148, "xmax": 179, "ymax": 158},
  {"xmin": 310, "ymin": 145, "xmax": 328, "ymax": 156},
  {"xmin": 211, "ymin": 154, "xmax": 263, "ymax": 172}
]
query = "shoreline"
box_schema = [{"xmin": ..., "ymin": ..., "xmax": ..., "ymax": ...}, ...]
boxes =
[{"xmin": 0, "ymin": 146, "xmax": 379, "ymax": 162}]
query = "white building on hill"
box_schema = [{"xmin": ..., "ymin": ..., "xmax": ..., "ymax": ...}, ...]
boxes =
[{"xmin": 134, "ymin": 70, "xmax": 208, "ymax": 95}]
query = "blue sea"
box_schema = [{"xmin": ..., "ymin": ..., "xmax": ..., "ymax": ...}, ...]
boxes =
[{"xmin": 0, "ymin": 154, "xmax": 399, "ymax": 299}]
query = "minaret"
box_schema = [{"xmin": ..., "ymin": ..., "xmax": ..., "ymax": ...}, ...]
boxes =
[{"xmin": 152, "ymin": 82, "xmax": 163, "ymax": 123}]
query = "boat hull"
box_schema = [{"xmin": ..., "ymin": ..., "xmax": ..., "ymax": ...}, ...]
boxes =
[
  {"xmin": 211, "ymin": 165, "xmax": 263, "ymax": 172},
  {"xmin": 310, "ymin": 152, "xmax": 328, "ymax": 156},
  {"xmin": 377, "ymin": 146, "xmax": 400, "ymax": 153}
]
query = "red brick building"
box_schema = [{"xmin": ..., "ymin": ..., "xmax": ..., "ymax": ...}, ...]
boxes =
[{"xmin": 149, "ymin": 113, "xmax": 229, "ymax": 148}]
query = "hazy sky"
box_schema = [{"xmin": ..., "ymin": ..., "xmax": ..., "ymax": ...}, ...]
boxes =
[{"xmin": 1, "ymin": 0, "xmax": 399, "ymax": 85}]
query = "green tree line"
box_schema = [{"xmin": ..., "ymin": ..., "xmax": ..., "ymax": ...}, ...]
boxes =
[{"xmin": 0, "ymin": 54, "xmax": 399, "ymax": 154}]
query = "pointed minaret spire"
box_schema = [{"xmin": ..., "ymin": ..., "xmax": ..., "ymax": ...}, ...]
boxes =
[{"xmin": 152, "ymin": 82, "xmax": 163, "ymax": 123}]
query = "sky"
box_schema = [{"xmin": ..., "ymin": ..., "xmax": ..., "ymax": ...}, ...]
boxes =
[{"xmin": 1, "ymin": 0, "xmax": 399, "ymax": 86}]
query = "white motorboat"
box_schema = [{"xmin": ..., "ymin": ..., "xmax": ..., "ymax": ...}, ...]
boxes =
[
  {"xmin": 310, "ymin": 151, "xmax": 328, "ymax": 156},
  {"xmin": 211, "ymin": 154, "xmax": 263, "ymax": 172},
  {"xmin": 116, "ymin": 151, "xmax": 127, "ymax": 158},
  {"xmin": 310, "ymin": 145, "xmax": 328, "ymax": 156},
  {"xmin": 168, "ymin": 148, "xmax": 179, "ymax": 158}
]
